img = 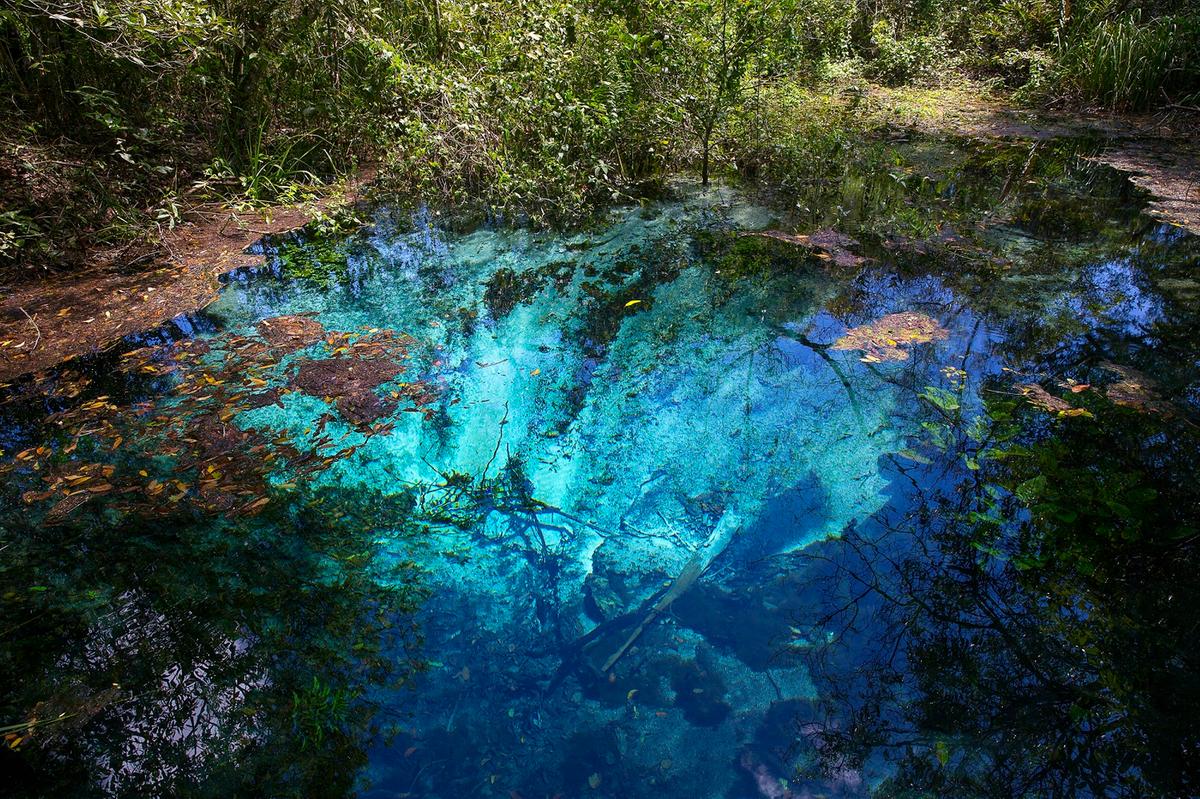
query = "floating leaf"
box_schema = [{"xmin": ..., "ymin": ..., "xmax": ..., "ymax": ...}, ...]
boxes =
[
  {"xmin": 1100, "ymin": 362, "xmax": 1174, "ymax": 416},
  {"xmin": 1016, "ymin": 383, "xmax": 1073, "ymax": 414},
  {"xmin": 832, "ymin": 312, "xmax": 949, "ymax": 362}
]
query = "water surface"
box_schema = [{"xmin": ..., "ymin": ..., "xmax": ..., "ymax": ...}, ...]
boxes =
[{"xmin": 3, "ymin": 138, "xmax": 1199, "ymax": 798}]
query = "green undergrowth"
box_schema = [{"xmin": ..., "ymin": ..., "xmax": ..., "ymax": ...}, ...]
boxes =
[{"xmin": 2, "ymin": 0, "xmax": 1197, "ymax": 283}]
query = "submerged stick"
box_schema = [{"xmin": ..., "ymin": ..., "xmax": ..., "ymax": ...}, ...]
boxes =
[
  {"xmin": 797, "ymin": 333, "xmax": 864, "ymax": 430},
  {"xmin": 600, "ymin": 516, "xmax": 742, "ymax": 672},
  {"xmin": 19, "ymin": 307, "xmax": 40, "ymax": 351},
  {"xmin": 601, "ymin": 551, "xmax": 705, "ymax": 671}
]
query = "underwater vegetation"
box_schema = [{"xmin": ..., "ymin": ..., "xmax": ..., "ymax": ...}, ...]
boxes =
[{"xmin": 1, "ymin": 134, "xmax": 1199, "ymax": 798}]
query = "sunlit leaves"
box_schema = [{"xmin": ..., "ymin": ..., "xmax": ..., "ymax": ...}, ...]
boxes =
[{"xmin": 834, "ymin": 312, "xmax": 949, "ymax": 362}]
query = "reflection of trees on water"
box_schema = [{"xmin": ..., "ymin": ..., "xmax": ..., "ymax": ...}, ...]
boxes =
[
  {"xmin": 795, "ymin": 384, "xmax": 1200, "ymax": 797},
  {"xmin": 0, "ymin": 488, "xmax": 428, "ymax": 798}
]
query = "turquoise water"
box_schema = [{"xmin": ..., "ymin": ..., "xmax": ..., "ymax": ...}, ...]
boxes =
[{"xmin": 3, "ymin": 142, "xmax": 1200, "ymax": 797}]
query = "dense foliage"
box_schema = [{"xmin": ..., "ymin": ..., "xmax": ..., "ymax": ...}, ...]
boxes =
[{"xmin": 1, "ymin": 0, "xmax": 1198, "ymax": 273}]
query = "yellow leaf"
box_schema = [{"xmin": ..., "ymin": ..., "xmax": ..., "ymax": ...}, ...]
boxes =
[{"xmin": 623, "ymin": 299, "xmax": 643, "ymax": 308}]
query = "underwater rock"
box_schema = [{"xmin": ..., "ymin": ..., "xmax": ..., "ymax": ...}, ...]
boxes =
[
  {"xmin": 673, "ymin": 582, "xmax": 797, "ymax": 671},
  {"xmin": 583, "ymin": 566, "xmax": 625, "ymax": 622},
  {"xmin": 740, "ymin": 750, "xmax": 798, "ymax": 799},
  {"xmin": 670, "ymin": 650, "xmax": 732, "ymax": 727},
  {"xmin": 256, "ymin": 314, "xmax": 325, "ymax": 353},
  {"xmin": 560, "ymin": 727, "xmax": 624, "ymax": 794},
  {"xmin": 831, "ymin": 312, "xmax": 949, "ymax": 362},
  {"xmin": 583, "ymin": 543, "xmax": 669, "ymax": 622},
  {"xmin": 752, "ymin": 699, "xmax": 820, "ymax": 770}
]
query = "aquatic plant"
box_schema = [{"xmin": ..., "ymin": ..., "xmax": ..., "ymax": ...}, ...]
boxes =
[{"xmin": 796, "ymin": 379, "xmax": 1200, "ymax": 797}]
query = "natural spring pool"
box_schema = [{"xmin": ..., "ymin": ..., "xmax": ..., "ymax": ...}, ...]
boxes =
[{"xmin": 2, "ymin": 137, "xmax": 1199, "ymax": 798}]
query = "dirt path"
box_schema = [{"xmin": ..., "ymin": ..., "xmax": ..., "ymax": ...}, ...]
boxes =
[{"xmin": 0, "ymin": 173, "xmax": 373, "ymax": 385}]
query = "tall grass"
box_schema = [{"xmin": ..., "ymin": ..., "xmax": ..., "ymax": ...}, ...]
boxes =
[{"xmin": 1059, "ymin": 12, "xmax": 1200, "ymax": 110}]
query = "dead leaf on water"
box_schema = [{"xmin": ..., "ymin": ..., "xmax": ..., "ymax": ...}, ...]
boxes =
[
  {"xmin": 832, "ymin": 312, "xmax": 949, "ymax": 362},
  {"xmin": 1016, "ymin": 384, "xmax": 1094, "ymax": 419},
  {"xmin": 1100, "ymin": 362, "xmax": 1174, "ymax": 416}
]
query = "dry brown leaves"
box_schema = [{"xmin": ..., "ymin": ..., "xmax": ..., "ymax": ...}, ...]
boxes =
[
  {"xmin": 747, "ymin": 228, "xmax": 867, "ymax": 268},
  {"xmin": 289, "ymin": 325, "xmax": 436, "ymax": 426},
  {"xmin": 1100, "ymin": 362, "xmax": 1174, "ymax": 416},
  {"xmin": 257, "ymin": 315, "xmax": 326, "ymax": 354},
  {"xmin": 1016, "ymin": 383, "xmax": 1072, "ymax": 413},
  {"xmin": 1015, "ymin": 362, "xmax": 1177, "ymax": 420},
  {"xmin": 0, "ymin": 170, "xmax": 372, "ymax": 383},
  {"xmin": 292, "ymin": 357, "xmax": 405, "ymax": 426},
  {"xmin": 1, "ymin": 315, "xmax": 435, "ymax": 524},
  {"xmin": 1016, "ymin": 383, "xmax": 1093, "ymax": 418},
  {"xmin": 832, "ymin": 312, "xmax": 949, "ymax": 362}
]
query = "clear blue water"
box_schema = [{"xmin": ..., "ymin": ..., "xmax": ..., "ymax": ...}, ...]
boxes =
[{"xmin": 3, "ymin": 143, "xmax": 1200, "ymax": 798}]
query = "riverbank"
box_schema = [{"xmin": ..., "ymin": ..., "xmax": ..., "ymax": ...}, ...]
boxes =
[
  {"xmin": 855, "ymin": 84, "xmax": 1200, "ymax": 235},
  {"xmin": 2, "ymin": 86, "xmax": 1197, "ymax": 385},
  {"xmin": 0, "ymin": 171, "xmax": 373, "ymax": 384}
]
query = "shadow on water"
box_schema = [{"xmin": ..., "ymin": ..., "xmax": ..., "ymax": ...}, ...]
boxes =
[
  {"xmin": 1, "ymin": 132, "xmax": 1199, "ymax": 797},
  {"xmin": 791, "ymin": 388, "xmax": 1200, "ymax": 797}
]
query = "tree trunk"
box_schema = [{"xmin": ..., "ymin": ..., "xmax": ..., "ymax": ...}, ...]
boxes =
[
  {"xmin": 222, "ymin": 45, "xmax": 266, "ymax": 168},
  {"xmin": 0, "ymin": 18, "xmax": 30, "ymax": 100},
  {"xmin": 431, "ymin": 0, "xmax": 445, "ymax": 59},
  {"xmin": 701, "ymin": 130, "xmax": 711, "ymax": 186}
]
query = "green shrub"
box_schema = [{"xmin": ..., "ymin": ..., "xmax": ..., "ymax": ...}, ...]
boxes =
[
  {"xmin": 958, "ymin": 0, "xmax": 1059, "ymax": 86},
  {"xmin": 866, "ymin": 20, "xmax": 954, "ymax": 86}
]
